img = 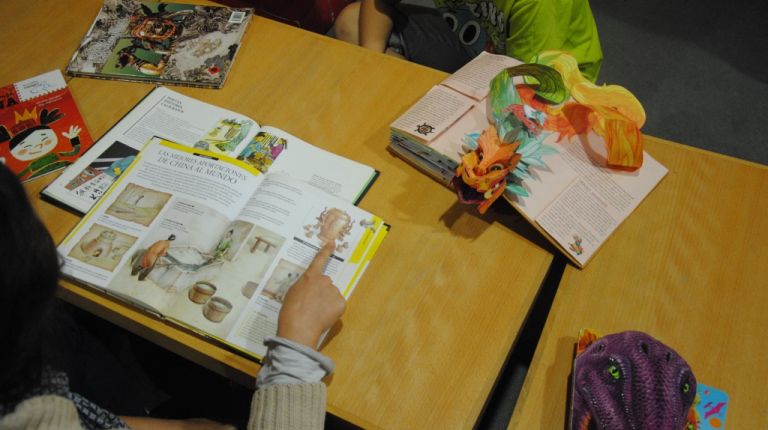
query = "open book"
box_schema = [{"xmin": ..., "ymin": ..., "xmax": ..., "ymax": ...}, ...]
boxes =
[
  {"xmin": 1, "ymin": 70, "xmax": 95, "ymax": 182},
  {"xmin": 58, "ymin": 137, "xmax": 388, "ymax": 359},
  {"xmin": 43, "ymin": 86, "xmax": 379, "ymax": 214},
  {"xmin": 66, "ymin": 0, "xmax": 253, "ymax": 88},
  {"xmin": 390, "ymin": 52, "xmax": 667, "ymax": 267}
]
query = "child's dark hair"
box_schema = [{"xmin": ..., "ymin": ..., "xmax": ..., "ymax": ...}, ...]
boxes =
[{"xmin": 0, "ymin": 163, "xmax": 61, "ymax": 403}]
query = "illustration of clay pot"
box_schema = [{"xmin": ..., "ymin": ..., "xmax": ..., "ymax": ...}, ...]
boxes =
[
  {"xmin": 318, "ymin": 208, "xmax": 352, "ymax": 242},
  {"xmin": 110, "ymin": 245, "xmax": 128, "ymax": 261},
  {"xmin": 80, "ymin": 230, "xmax": 117, "ymax": 258},
  {"xmin": 241, "ymin": 281, "xmax": 258, "ymax": 299},
  {"xmin": 188, "ymin": 281, "xmax": 217, "ymax": 304},
  {"xmin": 203, "ymin": 297, "xmax": 232, "ymax": 323}
]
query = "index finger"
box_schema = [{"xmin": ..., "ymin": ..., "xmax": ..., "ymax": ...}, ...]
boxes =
[{"xmin": 307, "ymin": 241, "xmax": 335, "ymax": 274}]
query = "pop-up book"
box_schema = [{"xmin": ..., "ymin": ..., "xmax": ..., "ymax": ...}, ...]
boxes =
[{"xmin": 389, "ymin": 51, "xmax": 668, "ymax": 267}]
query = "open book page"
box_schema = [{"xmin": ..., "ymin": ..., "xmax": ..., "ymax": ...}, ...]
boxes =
[
  {"xmin": 428, "ymin": 105, "xmax": 488, "ymax": 168},
  {"xmin": 389, "ymin": 53, "xmax": 518, "ymax": 183},
  {"xmin": 46, "ymin": 87, "xmax": 377, "ymax": 213},
  {"xmin": 510, "ymin": 132, "xmax": 668, "ymax": 266},
  {"xmin": 58, "ymin": 138, "xmax": 264, "ymax": 312},
  {"xmin": 44, "ymin": 86, "xmax": 260, "ymax": 213},
  {"xmin": 200, "ymin": 173, "xmax": 386, "ymax": 358},
  {"xmin": 391, "ymin": 85, "xmax": 475, "ymax": 144},
  {"xmin": 59, "ymin": 137, "xmax": 386, "ymax": 358},
  {"xmin": 245, "ymin": 126, "xmax": 378, "ymax": 203},
  {"xmin": 442, "ymin": 51, "xmax": 522, "ymax": 100},
  {"xmin": 392, "ymin": 103, "xmax": 490, "ymax": 185}
]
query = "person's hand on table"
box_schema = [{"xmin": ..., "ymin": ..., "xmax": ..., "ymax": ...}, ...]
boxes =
[{"xmin": 277, "ymin": 241, "xmax": 346, "ymax": 349}]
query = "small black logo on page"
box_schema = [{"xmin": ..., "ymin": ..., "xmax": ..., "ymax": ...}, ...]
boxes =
[{"xmin": 415, "ymin": 123, "xmax": 435, "ymax": 136}]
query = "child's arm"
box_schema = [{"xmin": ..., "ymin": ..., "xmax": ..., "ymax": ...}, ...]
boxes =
[{"xmin": 359, "ymin": 0, "xmax": 396, "ymax": 53}]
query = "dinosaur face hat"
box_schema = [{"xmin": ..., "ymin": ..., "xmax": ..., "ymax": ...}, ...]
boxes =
[{"xmin": 571, "ymin": 330, "xmax": 697, "ymax": 430}]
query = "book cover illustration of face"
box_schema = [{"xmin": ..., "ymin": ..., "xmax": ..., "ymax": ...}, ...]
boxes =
[{"xmin": 0, "ymin": 105, "xmax": 91, "ymax": 181}]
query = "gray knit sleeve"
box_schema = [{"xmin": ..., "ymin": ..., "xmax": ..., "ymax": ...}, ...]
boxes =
[{"xmin": 247, "ymin": 383, "xmax": 327, "ymax": 430}]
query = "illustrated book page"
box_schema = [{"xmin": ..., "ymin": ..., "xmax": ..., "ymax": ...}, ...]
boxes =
[
  {"xmin": 43, "ymin": 86, "xmax": 378, "ymax": 213},
  {"xmin": 66, "ymin": 0, "xmax": 253, "ymax": 88},
  {"xmin": 58, "ymin": 138, "xmax": 388, "ymax": 359},
  {"xmin": 514, "ymin": 134, "xmax": 667, "ymax": 267},
  {"xmin": 0, "ymin": 70, "xmax": 95, "ymax": 182}
]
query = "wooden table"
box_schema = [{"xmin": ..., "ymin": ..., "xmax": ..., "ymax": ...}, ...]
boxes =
[
  {"xmin": 2, "ymin": 1, "xmax": 555, "ymax": 428},
  {"xmin": 508, "ymin": 136, "xmax": 768, "ymax": 429}
]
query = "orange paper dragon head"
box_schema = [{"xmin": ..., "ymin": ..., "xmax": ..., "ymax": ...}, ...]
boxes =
[{"xmin": 453, "ymin": 125, "xmax": 521, "ymax": 213}]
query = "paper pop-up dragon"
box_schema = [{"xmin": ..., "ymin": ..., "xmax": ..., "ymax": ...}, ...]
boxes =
[{"xmin": 452, "ymin": 51, "xmax": 647, "ymax": 214}]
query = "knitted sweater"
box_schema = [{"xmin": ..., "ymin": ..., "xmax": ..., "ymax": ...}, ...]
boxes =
[{"xmin": 0, "ymin": 382, "xmax": 326, "ymax": 430}]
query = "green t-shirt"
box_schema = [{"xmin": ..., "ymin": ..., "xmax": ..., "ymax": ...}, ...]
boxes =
[{"xmin": 435, "ymin": 0, "xmax": 603, "ymax": 81}]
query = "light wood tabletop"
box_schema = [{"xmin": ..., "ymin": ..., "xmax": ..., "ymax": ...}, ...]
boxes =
[
  {"xmin": 508, "ymin": 136, "xmax": 768, "ymax": 429},
  {"xmin": 3, "ymin": 1, "xmax": 556, "ymax": 428}
]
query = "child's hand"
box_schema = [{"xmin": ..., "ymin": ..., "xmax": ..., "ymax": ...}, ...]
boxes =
[{"xmin": 277, "ymin": 241, "xmax": 346, "ymax": 349}]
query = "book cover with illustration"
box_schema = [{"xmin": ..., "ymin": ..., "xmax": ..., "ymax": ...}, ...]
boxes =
[
  {"xmin": 67, "ymin": 0, "xmax": 253, "ymax": 88},
  {"xmin": 0, "ymin": 70, "xmax": 94, "ymax": 182}
]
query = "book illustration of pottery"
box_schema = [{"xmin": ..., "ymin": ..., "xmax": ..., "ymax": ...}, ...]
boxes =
[
  {"xmin": 69, "ymin": 225, "xmax": 138, "ymax": 272},
  {"xmin": 203, "ymin": 296, "xmax": 232, "ymax": 323},
  {"xmin": 188, "ymin": 281, "xmax": 217, "ymax": 304},
  {"xmin": 304, "ymin": 208, "xmax": 353, "ymax": 250},
  {"xmin": 80, "ymin": 230, "xmax": 117, "ymax": 259},
  {"xmin": 241, "ymin": 281, "xmax": 258, "ymax": 299},
  {"xmin": 110, "ymin": 244, "xmax": 128, "ymax": 261}
]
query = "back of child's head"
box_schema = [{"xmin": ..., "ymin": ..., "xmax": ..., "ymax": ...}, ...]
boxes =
[{"xmin": 0, "ymin": 163, "xmax": 60, "ymax": 404}]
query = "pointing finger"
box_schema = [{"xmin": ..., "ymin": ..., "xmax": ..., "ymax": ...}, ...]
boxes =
[{"xmin": 307, "ymin": 241, "xmax": 335, "ymax": 274}]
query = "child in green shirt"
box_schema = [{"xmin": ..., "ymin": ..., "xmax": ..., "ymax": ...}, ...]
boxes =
[{"xmin": 335, "ymin": 0, "xmax": 603, "ymax": 81}]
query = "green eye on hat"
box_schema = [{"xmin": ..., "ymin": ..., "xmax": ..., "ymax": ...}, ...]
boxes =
[{"xmin": 607, "ymin": 364, "xmax": 621, "ymax": 380}]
